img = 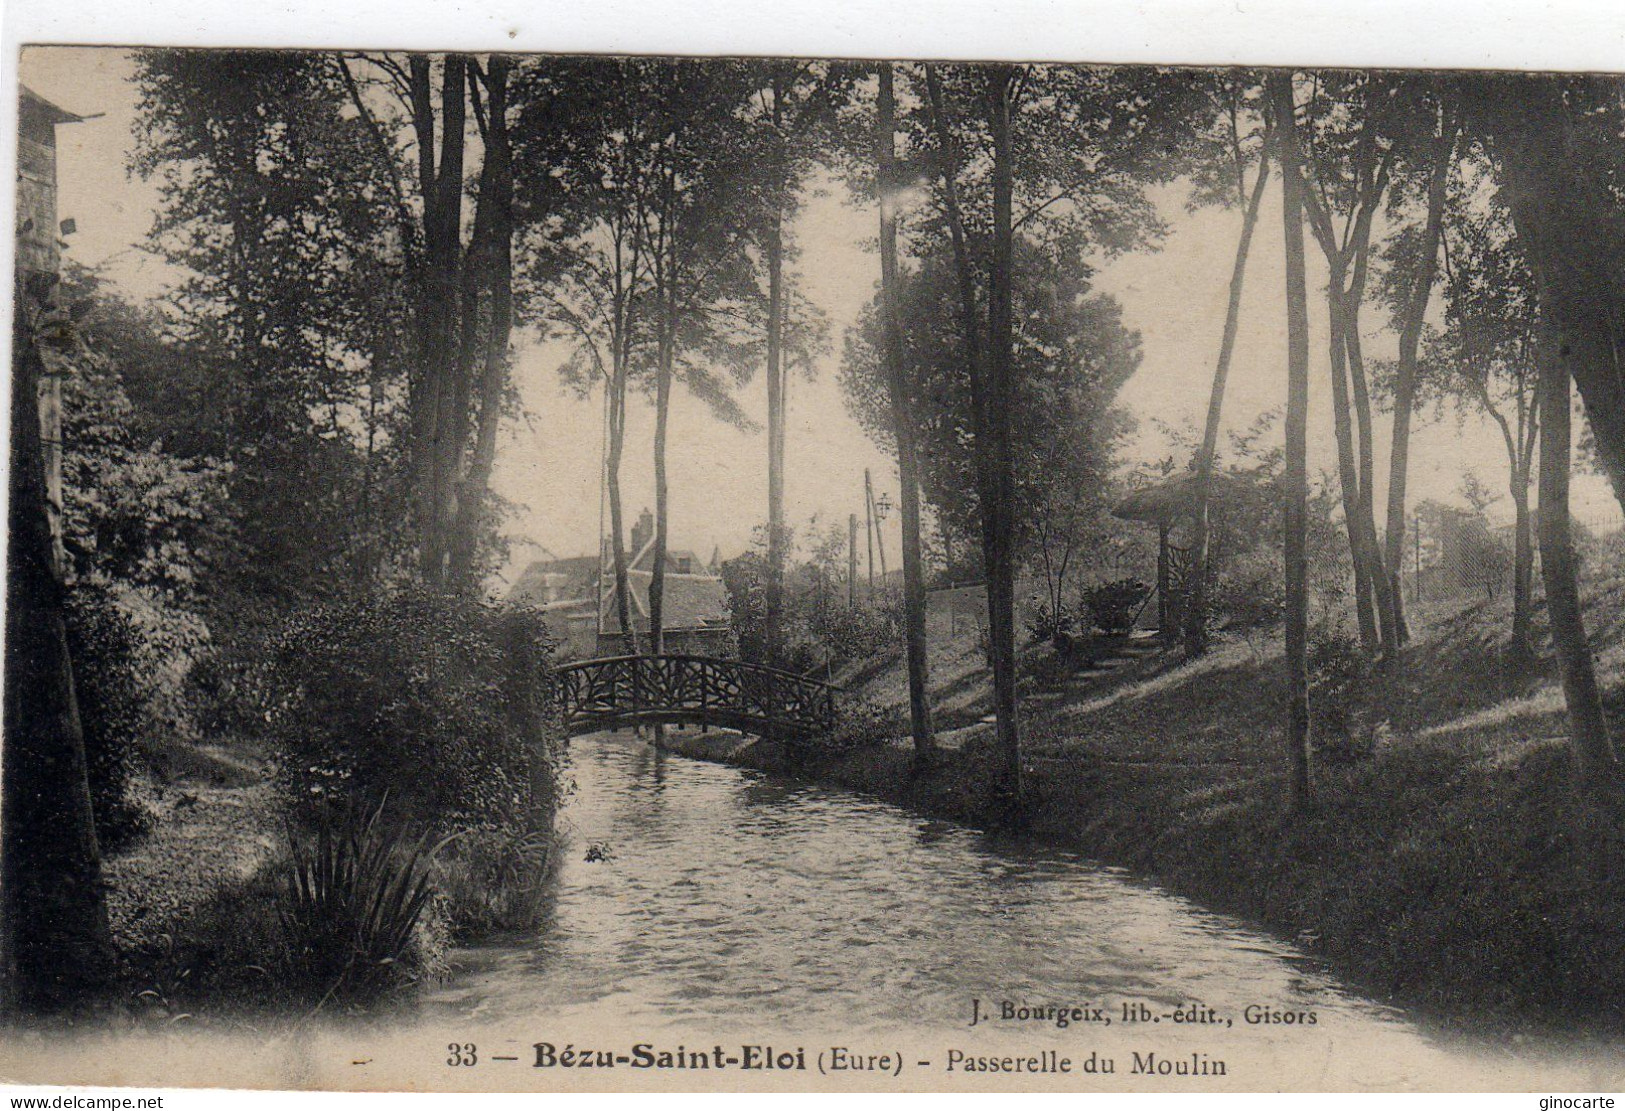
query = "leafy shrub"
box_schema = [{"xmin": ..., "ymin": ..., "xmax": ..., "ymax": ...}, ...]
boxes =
[
  {"xmin": 807, "ymin": 599, "xmax": 898, "ymax": 664},
  {"xmin": 431, "ymin": 825, "xmax": 557, "ymax": 938},
  {"xmin": 260, "ymin": 585, "xmax": 560, "ymax": 831},
  {"xmin": 281, "ymin": 797, "xmax": 452, "ymax": 998},
  {"xmin": 1024, "ymin": 596, "xmax": 1077, "ymax": 646},
  {"xmin": 63, "ymin": 579, "xmax": 154, "ymax": 848},
  {"xmin": 1082, "ymin": 578, "xmax": 1151, "ymax": 635},
  {"xmin": 1209, "ymin": 548, "xmax": 1285, "ymax": 631},
  {"xmin": 722, "ymin": 543, "xmax": 899, "ymax": 675},
  {"xmin": 1309, "ymin": 624, "xmax": 1377, "ymax": 764},
  {"xmin": 185, "ymin": 640, "xmax": 270, "ymax": 743},
  {"xmin": 816, "ymin": 696, "xmax": 904, "ymax": 752},
  {"xmin": 1026, "ymin": 644, "xmax": 1083, "ymax": 688}
]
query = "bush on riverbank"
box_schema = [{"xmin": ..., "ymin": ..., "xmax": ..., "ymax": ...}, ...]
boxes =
[
  {"xmin": 258, "ymin": 585, "xmax": 561, "ymax": 830},
  {"xmin": 432, "ymin": 825, "xmax": 559, "ymax": 938},
  {"xmin": 113, "ymin": 586, "xmax": 568, "ymax": 1017}
]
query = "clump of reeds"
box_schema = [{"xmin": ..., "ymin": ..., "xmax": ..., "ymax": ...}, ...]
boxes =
[{"xmin": 281, "ymin": 795, "xmax": 453, "ymax": 1003}]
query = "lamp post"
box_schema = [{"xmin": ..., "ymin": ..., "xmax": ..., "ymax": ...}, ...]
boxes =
[{"xmin": 861, "ymin": 474, "xmax": 897, "ymax": 595}]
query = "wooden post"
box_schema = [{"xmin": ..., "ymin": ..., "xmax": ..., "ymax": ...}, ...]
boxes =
[
  {"xmin": 848, "ymin": 513, "xmax": 859, "ymax": 609},
  {"xmin": 1157, "ymin": 520, "xmax": 1171, "ymax": 638},
  {"xmin": 1414, "ymin": 516, "xmax": 1423, "ymax": 603},
  {"xmin": 864, "ymin": 469, "xmax": 876, "ymax": 595}
]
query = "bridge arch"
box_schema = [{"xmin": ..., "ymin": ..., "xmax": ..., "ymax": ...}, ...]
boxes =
[{"xmin": 552, "ymin": 654, "xmax": 840, "ymax": 739}]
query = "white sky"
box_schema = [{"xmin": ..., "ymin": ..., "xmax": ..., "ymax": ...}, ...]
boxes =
[{"xmin": 19, "ymin": 45, "xmax": 1623, "ymax": 586}]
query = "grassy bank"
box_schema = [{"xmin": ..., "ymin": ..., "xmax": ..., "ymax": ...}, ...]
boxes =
[
  {"xmin": 665, "ymin": 571, "xmax": 1625, "ymax": 1034},
  {"xmin": 75, "ymin": 590, "xmax": 572, "ymax": 1025},
  {"xmin": 99, "ymin": 736, "xmax": 562, "ymax": 1025}
]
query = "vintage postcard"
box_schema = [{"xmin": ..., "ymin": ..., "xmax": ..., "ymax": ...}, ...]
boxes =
[{"xmin": 5, "ymin": 7, "xmax": 1625, "ymax": 1097}]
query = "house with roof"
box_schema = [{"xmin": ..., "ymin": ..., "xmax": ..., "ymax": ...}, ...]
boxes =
[
  {"xmin": 505, "ymin": 509, "xmax": 733, "ymax": 659},
  {"xmin": 598, "ymin": 509, "xmax": 734, "ymax": 656},
  {"xmin": 507, "ymin": 549, "xmax": 602, "ymax": 658}
]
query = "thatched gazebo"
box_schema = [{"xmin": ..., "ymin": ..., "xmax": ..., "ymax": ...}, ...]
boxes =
[{"xmin": 1111, "ymin": 472, "xmax": 1224, "ymax": 642}]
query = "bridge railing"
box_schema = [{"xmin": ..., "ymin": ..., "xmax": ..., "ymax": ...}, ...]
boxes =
[{"xmin": 551, "ymin": 654, "xmax": 840, "ymax": 737}]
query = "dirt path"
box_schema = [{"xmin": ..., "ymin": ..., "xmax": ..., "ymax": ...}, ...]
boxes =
[{"xmin": 101, "ymin": 772, "xmax": 279, "ymax": 955}]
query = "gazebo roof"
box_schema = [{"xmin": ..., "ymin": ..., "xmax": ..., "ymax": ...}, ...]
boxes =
[
  {"xmin": 1113, "ymin": 471, "xmax": 1239, "ymax": 524},
  {"xmin": 20, "ymin": 86, "xmax": 87, "ymax": 127}
]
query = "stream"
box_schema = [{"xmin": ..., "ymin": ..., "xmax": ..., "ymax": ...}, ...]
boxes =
[{"xmin": 419, "ymin": 731, "xmax": 1624, "ymax": 1090}]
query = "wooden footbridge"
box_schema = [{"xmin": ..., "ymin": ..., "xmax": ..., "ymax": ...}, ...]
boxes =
[{"xmin": 551, "ymin": 654, "xmax": 841, "ymax": 739}]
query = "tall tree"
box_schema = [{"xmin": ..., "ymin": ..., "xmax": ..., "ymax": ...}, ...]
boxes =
[
  {"xmin": 402, "ymin": 53, "xmax": 534, "ymax": 592},
  {"xmin": 985, "ymin": 64, "xmax": 1024, "ymax": 805},
  {"xmin": 899, "ymin": 61, "xmax": 1202, "ymax": 808},
  {"xmin": 333, "ymin": 51, "xmax": 561, "ymax": 593},
  {"xmin": 133, "ymin": 49, "xmax": 413, "ymax": 605},
  {"xmin": 1423, "ymin": 180, "xmax": 1542, "ymax": 656},
  {"xmin": 540, "ymin": 61, "xmax": 661, "ymax": 654},
  {"xmin": 748, "ymin": 62, "xmax": 846, "ymax": 666},
  {"xmin": 640, "ymin": 62, "xmax": 763, "ymax": 654},
  {"xmin": 540, "ymin": 60, "xmax": 762, "ymax": 654},
  {"xmin": 1470, "ymin": 73, "xmax": 1624, "ymax": 803},
  {"xmin": 1536, "ymin": 348, "xmax": 1618, "ymax": 803},
  {"xmin": 876, "ymin": 63, "xmax": 936, "ymax": 758},
  {"xmin": 445, "ymin": 55, "xmax": 519, "ymax": 587},
  {"xmin": 2, "ymin": 281, "xmax": 114, "ymax": 1012},
  {"xmin": 1293, "ymin": 72, "xmax": 1400, "ymax": 657},
  {"xmin": 135, "ymin": 50, "xmax": 535, "ymax": 597},
  {"xmin": 1470, "ymin": 76, "xmax": 1625, "ymax": 521},
  {"xmin": 1184, "ymin": 76, "xmax": 1273, "ymax": 655},
  {"xmin": 840, "ymin": 247, "xmax": 1141, "ymax": 585},
  {"xmin": 409, "ymin": 53, "xmax": 470, "ymax": 588},
  {"xmin": 921, "ymin": 62, "xmax": 995, "ymax": 600},
  {"xmin": 1268, "ymin": 72, "xmax": 1314, "ymax": 815},
  {"xmin": 1380, "ymin": 89, "xmax": 1459, "ymax": 641}
]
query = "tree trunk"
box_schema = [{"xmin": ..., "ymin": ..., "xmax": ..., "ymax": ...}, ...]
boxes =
[
  {"xmin": 411, "ymin": 54, "xmax": 468, "ymax": 588},
  {"xmin": 1342, "ymin": 284, "xmax": 1401, "ymax": 657},
  {"xmin": 406, "ymin": 55, "xmax": 440, "ymax": 583},
  {"xmin": 877, "ymin": 63, "xmax": 934, "ymax": 759},
  {"xmin": 606, "ymin": 379, "xmax": 639, "ymax": 656},
  {"xmin": 1297, "ymin": 103, "xmax": 1394, "ymax": 658},
  {"xmin": 448, "ymin": 56, "xmax": 515, "ymax": 589},
  {"xmin": 849, "ymin": 513, "xmax": 859, "ymax": 609},
  {"xmin": 1268, "ymin": 73, "xmax": 1313, "ymax": 816},
  {"xmin": 1537, "ymin": 345, "xmax": 1619, "ymax": 803},
  {"xmin": 1384, "ymin": 115, "xmax": 1455, "ymax": 642},
  {"xmin": 763, "ymin": 210, "xmax": 785, "ymax": 664},
  {"xmin": 1510, "ymin": 468, "xmax": 1534, "ymax": 659},
  {"xmin": 2, "ymin": 288, "xmax": 113, "ymax": 1012},
  {"xmin": 428, "ymin": 55, "xmax": 470, "ymax": 590},
  {"xmin": 1479, "ymin": 75, "xmax": 1625, "ymax": 815},
  {"xmin": 1326, "ymin": 279, "xmax": 1380, "ymax": 651},
  {"xmin": 763, "ymin": 70, "xmax": 788, "ymax": 669},
  {"xmin": 923, "ymin": 64, "xmax": 997, "ymax": 635},
  {"xmin": 985, "ymin": 65, "xmax": 1024, "ymax": 810},
  {"xmin": 1481, "ymin": 378, "xmax": 1540, "ymax": 661},
  {"xmin": 1187, "ymin": 132, "xmax": 1272, "ymax": 656},
  {"xmin": 649, "ymin": 300, "xmax": 673, "ymax": 657}
]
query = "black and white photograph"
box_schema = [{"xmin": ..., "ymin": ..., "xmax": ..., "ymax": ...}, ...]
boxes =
[{"xmin": 5, "ymin": 2, "xmax": 1625, "ymax": 1095}]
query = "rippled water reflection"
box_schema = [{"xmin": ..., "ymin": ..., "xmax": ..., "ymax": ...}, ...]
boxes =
[{"xmin": 421, "ymin": 732, "xmax": 1623, "ymax": 1090}]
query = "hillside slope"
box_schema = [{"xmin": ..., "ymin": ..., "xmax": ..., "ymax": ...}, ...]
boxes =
[{"xmin": 794, "ymin": 561, "xmax": 1625, "ymax": 1030}]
